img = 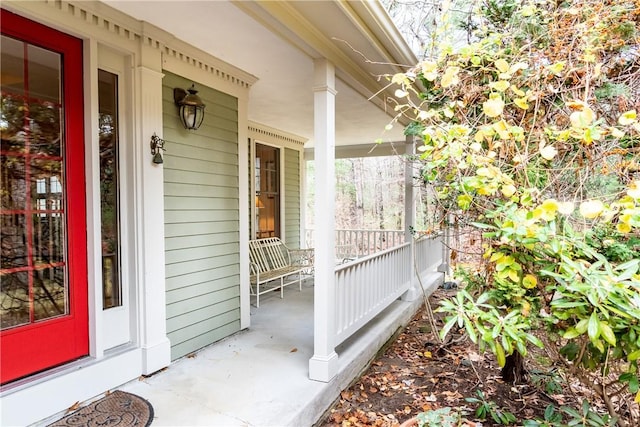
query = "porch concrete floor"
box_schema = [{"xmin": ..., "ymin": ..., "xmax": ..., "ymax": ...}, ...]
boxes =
[{"xmin": 117, "ymin": 276, "xmax": 441, "ymax": 426}]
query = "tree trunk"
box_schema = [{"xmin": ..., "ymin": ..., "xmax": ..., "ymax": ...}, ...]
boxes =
[{"xmin": 501, "ymin": 352, "xmax": 526, "ymax": 384}]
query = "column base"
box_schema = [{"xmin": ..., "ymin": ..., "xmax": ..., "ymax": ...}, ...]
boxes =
[
  {"xmin": 401, "ymin": 283, "xmax": 420, "ymax": 302},
  {"xmin": 141, "ymin": 338, "xmax": 171, "ymax": 375},
  {"xmin": 437, "ymin": 262, "xmax": 449, "ymax": 273},
  {"xmin": 309, "ymin": 351, "xmax": 339, "ymax": 382}
]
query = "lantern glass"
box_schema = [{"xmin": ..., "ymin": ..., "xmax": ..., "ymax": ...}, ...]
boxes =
[
  {"xmin": 180, "ymin": 104, "xmax": 204, "ymax": 130},
  {"xmin": 174, "ymin": 85, "xmax": 206, "ymax": 130}
]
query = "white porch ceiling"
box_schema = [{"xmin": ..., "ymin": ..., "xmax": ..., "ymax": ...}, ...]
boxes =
[{"xmin": 105, "ymin": 0, "xmax": 416, "ymax": 149}]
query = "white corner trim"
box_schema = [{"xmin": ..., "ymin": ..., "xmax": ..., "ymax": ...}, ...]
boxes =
[{"xmin": 141, "ymin": 338, "xmax": 172, "ymax": 375}]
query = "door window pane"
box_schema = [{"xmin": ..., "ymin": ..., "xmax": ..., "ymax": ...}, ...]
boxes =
[
  {"xmin": 98, "ymin": 69, "xmax": 121, "ymax": 309},
  {"xmin": 255, "ymin": 144, "xmax": 280, "ymax": 238},
  {"xmin": 0, "ymin": 34, "xmax": 68, "ymax": 329}
]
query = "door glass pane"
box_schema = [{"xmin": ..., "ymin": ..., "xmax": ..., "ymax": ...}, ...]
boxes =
[
  {"xmin": 0, "ymin": 34, "xmax": 68, "ymax": 330},
  {"xmin": 29, "ymin": 101, "xmax": 61, "ymax": 156},
  {"xmin": 1, "ymin": 36, "xmax": 25, "ymax": 96},
  {"xmin": 255, "ymin": 143, "xmax": 280, "ymax": 238},
  {"xmin": 27, "ymin": 44, "xmax": 60, "ymax": 103},
  {"xmin": 0, "ymin": 213, "xmax": 27, "ymax": 269},
  {"xmin": 33, "ymin": 266, "xmax": 65, "ymax": 321},
  {"xmin": 31, "ymin": 160, "xmax": 64, "ymax": 266},
  {"xmin": 98, "ymin": 69, "xmax": 121, "ymax": 309},
  {"xmin": 0, "ymin": 272, "xmax": 29, "ymax": 329}
]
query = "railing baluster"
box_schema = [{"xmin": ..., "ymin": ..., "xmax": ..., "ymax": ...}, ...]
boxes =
[
  {"xmin": 306, "ymin": 229, "xmax": 406, "ymax": 256},
  {"xmin": 303, "ymin": 229, "xmax": 443, "ymax": 346}
]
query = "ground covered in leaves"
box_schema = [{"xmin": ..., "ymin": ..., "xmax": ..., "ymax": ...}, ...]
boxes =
[{"xmin": 319, "ymin": 289, "xmax": 584, "ymax": 427}]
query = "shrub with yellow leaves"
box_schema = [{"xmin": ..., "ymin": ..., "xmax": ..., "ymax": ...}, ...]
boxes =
[{"xmin": 387, "ymin": 0, "xmax": 640, "ymax": 424}]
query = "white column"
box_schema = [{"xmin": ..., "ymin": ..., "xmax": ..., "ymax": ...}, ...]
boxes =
[
  {"xmin": 309, "ymin": 58, "xmax": 339, "ymax": 382},
  {"xmin": 134, "ymin": 44, "xmax": 171, "ymax": 374},
  {"xmin": 238, "ymin": 97, "xmax": 251, "ymax": 330},
  {"xmin": 402, "ymin": 134, "xmax": 419, "ymax": 301}
]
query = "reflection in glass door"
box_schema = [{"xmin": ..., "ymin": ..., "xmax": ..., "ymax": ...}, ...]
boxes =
[
  {"xmin": 99, "ymin": 69, "xmax": 121, "ymax": 310},
  {"xmin": 97, "ymin": 52, "xmax": 132, "ymax": 349},
  {"xmin": 255, "ymin": 143, "xmax": 280, "ymax": 238},
  {"xmin": 0, "ymin": 10, "xmax": 88, "ymax": 384}
]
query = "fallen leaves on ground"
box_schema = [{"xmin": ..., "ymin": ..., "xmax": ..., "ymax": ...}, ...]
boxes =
[{"xmin": 319, "ymin": 290, "xmax": 568, "ymax": 427}]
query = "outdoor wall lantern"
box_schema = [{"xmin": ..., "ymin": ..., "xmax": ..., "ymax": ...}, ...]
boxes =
[
  {"xmin": 173, "ymin": 83, "xmax": 206, "ymax": 130},
  {"xmin": 150, "ymin": 133, "xmax": 165, "ymax": 164}
]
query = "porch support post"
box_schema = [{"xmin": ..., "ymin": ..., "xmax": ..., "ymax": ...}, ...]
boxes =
[
  {"xmin": 309, "ymin": 58, "xmax": 339, "ymax": 382},
  {"xmin": 134, "ymin": 43, "xmax": 171, "ymax": 375},
  {"xmin": 438, "ymin": 216, "xmax": 451, "ymax": 274},
  {"xmin": 402, "ymin": 134, "xmax": 419, "ymax": 301}
]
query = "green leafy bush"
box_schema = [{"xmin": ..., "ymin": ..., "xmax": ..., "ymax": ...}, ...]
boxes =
[{"xmin": 388, "ymin": 0, "xmax": 640, "ymax": 424}]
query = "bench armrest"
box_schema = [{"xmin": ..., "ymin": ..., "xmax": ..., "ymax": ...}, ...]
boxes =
[
  {"xmin": 289, "ymin": 248, "xmax": 314, "ymax": 267},
  {"xmin": 249, "ymin": 261, "xmax": 262, "ymax": 276}
]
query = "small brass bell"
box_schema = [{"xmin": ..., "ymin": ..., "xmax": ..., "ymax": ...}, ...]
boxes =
[
  {"xmin": 152, "ymin": 151, "xmax": 164, "ymax": 164},
  {"xmin": 150, "ymin": 133, "xmax": 165, "ymax": 165}
]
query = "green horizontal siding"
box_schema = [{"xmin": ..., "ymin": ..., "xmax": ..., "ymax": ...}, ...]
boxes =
[
  {"xmin": 164, "ymin": 209, "xmax": 238, "ymax": 224},
  {"xmin": 163, "ymin": 71, "xmax": 240, "ymax": 360},
  {"xmin": 166, "ymin": 287, "xmax": 240, "ymax": 319},
  {"xmin": 166, "ymin": 274, "xmax": 238, "ymax": 304},
  {"xmin": 284, "ymin": 148, "xmax": 301, "ymax": 248},
  {"xmin": 166, "ymin": 265, "xmax": 239, "ymax": 294},
  {"xmin": 170, "ymin": 321, "xmax": 240, "ymax": 361},
  {"xmin": 165, "ymin": 231, "xmax": 238, "ymax": 251},
  {"xmin": 165, "ymin": 243, "xmax": 239, "ymax": 264},
  {"xmin": 164, "ymin": 170, "xmax": 238, "ymax": 188}
]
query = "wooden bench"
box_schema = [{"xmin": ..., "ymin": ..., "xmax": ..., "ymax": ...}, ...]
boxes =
[{"xmin": 249, "ymin": 237, "xmax": 313, "ymax": 307}]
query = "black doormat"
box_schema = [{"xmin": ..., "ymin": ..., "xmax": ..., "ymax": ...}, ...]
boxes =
[{"xmin": 48, "ymin": 391, "xmax": 154, "ymax": 427}]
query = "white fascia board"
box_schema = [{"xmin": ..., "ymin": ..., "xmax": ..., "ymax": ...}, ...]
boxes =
[{"xmin": 349, "ymin": 0, "xmax": 418, "ymax": 67}]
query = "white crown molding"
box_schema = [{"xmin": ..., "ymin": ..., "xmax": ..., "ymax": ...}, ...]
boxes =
[
  {"xmin": 3, "ymin": 0, "xmax": 257, "ymax": 93},
  {"xmin": 249, "ymin": 121, "xmax": 307, "ymax": 148}
]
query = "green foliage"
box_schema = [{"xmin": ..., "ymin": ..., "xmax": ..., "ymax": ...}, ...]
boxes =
[
  {"xmin": 415, "ymin": 407, "xmax": 461, "ymax": 427},
  {"xmin": 522, "ymin": 404, "xmax": 564, "ymax": 427},
  {"xmin": 481, "ymin": 0, "xmax": 519, "ymax": 29},
  {"xmin": 523, "ymin": 401, "xmax": 618, "ymax": 427},
  {"xmin": 595, "ymin": 83, "xmax": 630, "ymax": 101},
  {"xmin": 388, "ymin": 0, "xmax": 640, "ymax": 423},
  {"xmin": 452, "ymin": 265, "xmax": 488, "ymax": 294},
  {"xmin": 530, "ymin": 369, "xmax": 565, "ymax": 394},
  {"xmin": 561, "ymin": 400, "xmax": 618, "ymax": 427},
  {"xmin": 405, "ymin": 121, "xmax": 426, "ymax": 137},
  {"xmin": 585, "ymin": 224, "xmax": 640, "ymax": 262},
  {"xmin": 613, "ymin": 21, "xmax": 637, "ymax": 41},
  {"xmin": 465, "ymin": 390, "xmax": 517, "ymax": 424}
]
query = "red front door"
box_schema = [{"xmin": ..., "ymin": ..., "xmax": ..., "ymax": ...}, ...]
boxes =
[{"xmin": 1, "ymin": 10, "xmax": 88, "ymax": 384}]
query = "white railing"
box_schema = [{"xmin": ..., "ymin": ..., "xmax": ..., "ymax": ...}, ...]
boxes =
[
  {"xmin": 309, "ymin": 232, "xmax": 443, "ymax": 381},
  {"xmin": 306, "ymin": 229, "xmax": 405, "ymax": 257},
  {"xmin": 415, "ymin": 234, "xmax": 443, "ymax": 277},
  {"xmin": 334, "ymin": 242, "xmax": 413, "ymax": 345},
  {"xmin": 331, "ymin": 234, "xmax": 443, "ymax": 346}
]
